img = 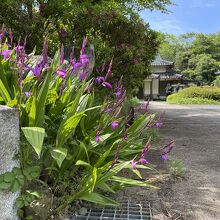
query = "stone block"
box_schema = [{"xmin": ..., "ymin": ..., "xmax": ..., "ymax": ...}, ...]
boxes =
[{"xmin": 0, "ymin": 106, "xmax": 20, "ymax": 220}]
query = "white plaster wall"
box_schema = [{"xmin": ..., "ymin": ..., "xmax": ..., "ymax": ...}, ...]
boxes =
[
  {"xmin": 144, "ymin": 80, "xmax": 151, "ymax": 95},
  {"xmin": 152, "ymin": 79, "xmax": 159, "ymax": 95}
]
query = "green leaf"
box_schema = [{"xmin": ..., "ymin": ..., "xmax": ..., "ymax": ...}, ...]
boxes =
[
  {"xmin": 56, "ymin": 112, "xmax": 84, "ymax": 148},
  {"xmin": 95, "ymin": 140, "xmax": 120, "ymax": 167},
  {"xmin": 0, "ymin": 80, "xmax": 11, "ymax": 102},
  {"xmin": 97, "ymin": 161, "xmax": 131, "ymax": 185},
  {"xmin": 76, "ymin": 160, "xmax": 92, "ymax": 168},
  {"xmin": 0, "ymin": 181, "xmax": 11, "ymax": 190},
  {"xmin": 97, "ymin": 182, "xmax": 115, "ymax": 193},
  {"xmin": 4, "ymin": 172, "xmax": 14, "ymax": 182},
  {"xmin": 110, "ymin": 176, "xmax": 158, "ymax": 188},
  {"xmin": 28, "ymin": 96, "xmax": 37, "ymax": 127},
  {"xmin": 35, "ymin": 49, "xmax": 60, "ymax": 127},
  {"xmin": 22, "ymin": 127, "xmax": 45, "ymax": 158},
  {"xmin": 78, "ymin": 192, "xmax": 118, "ymax": 206},
  {"xmin": 16, "ymin": 198, "xmax": 25, "ymax": 209},
  {"xmin": 91, "ymin": 168, "xmax": 97, "ymax": 192},
  {"xmin": 51, "ymin": 148, "xmax": 68, "ymax": 168},
  {"xmin": 10, "ymin": 179, "xmax": 21, "ymax": 192}
]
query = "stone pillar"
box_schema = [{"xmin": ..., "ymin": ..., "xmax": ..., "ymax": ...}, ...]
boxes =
[{"xmin": 0, "ymin": 106, "xmax": 20, "ymax": 220}]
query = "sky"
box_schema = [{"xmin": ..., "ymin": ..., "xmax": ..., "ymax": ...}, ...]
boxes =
[{"xmin": 140, "ymin": 0, "xmax": 220, "ymax": 35}]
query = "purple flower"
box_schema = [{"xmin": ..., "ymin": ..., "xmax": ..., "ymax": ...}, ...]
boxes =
[
  {"xmin": 9, "ymin": 28, "xmax": 13, "ymax": 43},
  {"xmin": 0, "ymin": 24, "xmax": 6, "ymax": 42},
  {"xmin": 31, "ymin": 62, "xmax": 43, "ymax": 79},
  {"xmin": 161, "ymin": 155, "xmax": 168, "ymax": 160},
  {"xmin": 111, "ymin": 121, "xmax": 119, "ymax": 130},
  {"xmin": 60, "ymin": 44, "xmax": 64, "ymax": 65},
  {"xmin": 80, "ymin": 54, "xmax": 89, "ymax": 66},
  {"xmin": 104, "ymin": 59, "xmax": 113, "ymax": 81},
  {"xmin": 42, "ymin": 38, "xmax": 48, "ymax": 66},
  {"xmin": 111, "ymin": 144, "xmax": 122, "ymax": 168},
  {"xmin": 95, "ymin": 130, "xmax": 101, "ymax": 142},
  {"xmin": 155, "ymin": 122, "xmax": 163, "ymax": 129},
  {"xmin": 131, "ymin": 161, "xmax": 137, "ymax": 170},
  {"xmin": 95, "ymin": 76, "xmax": 105, "ymax": 84},
  {"xmin": 0, "ymin": 49, "xmax": 12, "ymax": 60},
  {"xmin": 60, "ymin": 28, "xmax": 68, "ymax": 38},
  {"xmin": 80, "ymin": 37, "xmax": 88, "ymax": 55},
  {"xmin": 160, "ymin": 140, "xmax": 174, "ymax": 161},
  {"xmin": 79, "ymin": 71, "xmax": 87, "ymax": 81},
  {"xmin": 139, "ymin": 158, "xmax": 148, "ymax": 165},
  {"xmin": 57, "ymin": 68, "xmax": 66, "ymax": 79},
  {"xmin": 138, "ymin": 139, "xmax": 151, "ymax": 162},
  {"xmin": 70, "ymin": 47, "xmax": 76, "ymax": 66},
  {"xmin": 25, "ymin": 92, "xmax": 31, "ymax": 97},
  {"xmin": 74, "ymin": 62, "xmax": 83, "ymax": 71},
  {"xmin": 102, "ymin": 82, "xmax": 112, "ymax": 89}
]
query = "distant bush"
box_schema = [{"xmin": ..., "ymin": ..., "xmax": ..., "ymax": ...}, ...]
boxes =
[
  {"xmin": 167, "ymin": 86, "xmax": 220, "ymax": 104},
  {"xmin": 213, "ymin": 76, "xmax": 220, "ymax": 87}
]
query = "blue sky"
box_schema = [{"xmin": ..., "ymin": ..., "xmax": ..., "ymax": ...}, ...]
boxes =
[{"xmin": 140, "ymin": 0, "xmax": 220, "ymax": 35}]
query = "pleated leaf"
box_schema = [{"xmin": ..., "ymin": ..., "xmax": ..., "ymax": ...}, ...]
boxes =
[
  {"xmin": 51, "ymin": 148, "xmax": 68, "ymax": 168},
  {"xmin": 22, "ymin": 127, "xmax": 45, "ymax": 158},
  {"xmin": 78, "ymin": 192, "xmax": 118, "ymax": 206}
]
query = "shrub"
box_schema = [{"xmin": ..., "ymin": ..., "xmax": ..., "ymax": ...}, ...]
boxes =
[
  {"xmin": 0, "ymin": 30, "xmax": 169, "ymax": 218},
  {"xmin": 167, "ymin": 86, "xmax": 220, "ymax": 104},
  {"xmin": 213, "ymin": 75, "xmax": 220, "ymax": 87}
]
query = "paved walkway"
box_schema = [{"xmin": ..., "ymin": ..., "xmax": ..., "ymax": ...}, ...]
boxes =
[{"xmin": 149, "ymin": 102, "xmax": 220, "ymax": 220}]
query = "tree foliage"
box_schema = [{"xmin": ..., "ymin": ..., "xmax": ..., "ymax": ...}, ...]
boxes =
[
  {"xmin": 0, "ymin": 0, "xmax": 172, "ymax": 93},
  {"xmin": 159, "ymin": 32, "xmax": 220, "ymax": 83}
]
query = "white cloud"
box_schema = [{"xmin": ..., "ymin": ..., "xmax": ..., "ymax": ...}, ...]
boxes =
[{"xmin": 148, "ymin": 19, "xmax": 185, "ymax": 35}]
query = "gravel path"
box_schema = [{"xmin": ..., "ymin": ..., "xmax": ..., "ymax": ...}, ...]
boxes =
[{"xmin": 148, "ymin": 102, "xmax": 220, "ymax": 220}]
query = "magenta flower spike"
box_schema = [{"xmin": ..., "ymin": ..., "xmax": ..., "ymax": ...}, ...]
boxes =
[
  {"xmin": 104, "ymin": 59, "xmax": 113, "ymax": 81},
  {"xmin": 80, "ymin": 54, "xmax": 89, "ymax": 66},
  {"xmin": 131, "ymin": 161, "xmax": 137, "ymax": 170},
  {"xmin": 70, "ymin": 47, "xmax": 76, "ymax": 66},
  {"xmin": 74, "ymin": 62, "xmax": 83, "ymax": 71},
  {"xmin": 95, "ymin": 130, "xmax": 101, "ymax": 142},
  {"xmin": 42, "ymin": 38, "xmax": 48, "ymax": 66},
  {"xmin": 25, "ymin": 92, "xmax": 31, "ymax": 97},
  {"xmin": 161, "ymin": 155, "xmax": 168, "ymax": 161},
  {"xmin": 160, "ymin": 140, "xmax": 174, "ymax": 161},
  {"xmin": 111, "ymin": 121, "xmax": 119, "ymax": 130},
  {"xmin": 57, "ymin": 68, "xmax": 66, "ymax": 79},
  {"xmin": 79, "ymin": 71, "xmax": 87, "ymax": 81},
  {"xmin": 31, "ymin": 62, "xmax": 43, "ymax": 80},
  {"xmin": 0, "ymin": 49, "xmax": 12, "ymax": 60},
  {"xmin": 95, "ymin": 76, "xmax": 105, "ymax": 84},
  {"xmin": 80, "ymin": 36, "xmax": 88, "ymax": 55},
  {"xmin": 139, "ymin": 158, "xmax": 148, "ymax": 165},
  {"xmin": 155, "ymin": 122, "xmax": 163, "ymax": 129},
  {"xmin": 0, "ymin": 24, "xmax": 6, "ymax": 42},
  {"xmin": 102, "ymin": 82, "xmax": 112, "ymax": 89},
  {"xmin": 9, "ymin": 28, "xmax": 13, "ymax": 43},
  {"xmin": 60, "ymin": 44, "xmax": 64, "ymax": 65}
]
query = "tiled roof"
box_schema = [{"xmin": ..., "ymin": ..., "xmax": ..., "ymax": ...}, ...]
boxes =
[{"xmin": 151, "ymin": 54, "xmax": 173, "ymax": 66}]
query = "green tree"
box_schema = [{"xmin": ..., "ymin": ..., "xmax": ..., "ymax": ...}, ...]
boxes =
[{"xmin": 0, "ymin": 0, "xmax": 172, "ymax": 94}]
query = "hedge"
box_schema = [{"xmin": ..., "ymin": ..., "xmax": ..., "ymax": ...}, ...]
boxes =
[{"xmin": 167, "ymin": 86, "xmax": 220, "ymax": 104}]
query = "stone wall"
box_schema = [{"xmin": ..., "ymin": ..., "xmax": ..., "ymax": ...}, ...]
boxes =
[{"xmin": 0, "ymin": 106, "xmax": 20, "ymax": 220}]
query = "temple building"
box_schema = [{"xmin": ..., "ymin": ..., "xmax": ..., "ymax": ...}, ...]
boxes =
[{"xmin": 143, "ymin": 54, "xmax": 184, "ymax": 100}]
